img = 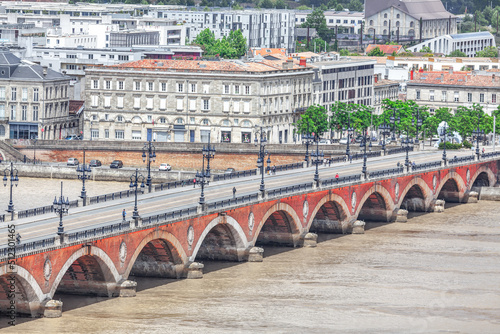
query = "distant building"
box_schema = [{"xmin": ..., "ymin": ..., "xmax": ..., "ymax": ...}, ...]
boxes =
[
  {"xmin": 373, "ymin": 77, "xmax": 400, "ymax": 114},
  {"xmin": 364, "ymin": 0, "xmax": 457, "ymax": 40},
  {"xmin": 365, "ymin": 44, "xmax": 404, "ymax": 55},
  {"xmin": 295, "ymin": 10, "xmax": 364, "ymax": 34},
  {"xmin": 406, "ymin": 32, "xmax": 496, "ymax": 57}
]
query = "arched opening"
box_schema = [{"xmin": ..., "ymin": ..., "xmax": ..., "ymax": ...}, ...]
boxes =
[
  {"xmin": 438, "ymin": 178, "xmax": 460, "ymax": 203},
  {"xmin": 54, "ymin": 255, "xmax": 113, "ymax": 297},
  {"xmin": 256, "ymin": 210, "xmax": 296, "ymax": 246},
  {"xmin": 472, "ymin": 172, "xmax": 490, "ymax": 187},
  {"xmin": 130, "ymin": 239, "xmax": 183, "ymax": 278},
  {"xmin": 0, "ymin": 273, "xmax": 40, "ymax": 316},
  {"xmin": 196, "ymin": 224, "xmax": 243, "ymax": 261},
  {"xmin": 400, "ymin": 185, "xmax": 426, "ymax": 212},
  {"xmin": 358, "ymin": 192, "xmax": 388, "ymax": 222},
  {"xmin": 310, "ymin": 201, "xmax": 348, "ymax": 233}
]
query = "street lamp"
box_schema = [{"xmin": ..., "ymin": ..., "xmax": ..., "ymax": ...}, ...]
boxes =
[
  {"xmin": 402, "ymin": 123, "xmax": 414, "ymax": 172},
  {"xmin": 472, "ymin": 113, "xmax": 484, "ymax": 161},
  {"xmin": 302, "ymin": 133, "xmax": 314, "ymax": 167},
  {"xmin": 76, "ymin": 148, "xmax": 91, "ymax": 206},
  {"xmin": 343, "ymin": 114, "xmax": 354, "ymax": 161},
  {"xmin": 53, "ymin": 181, "xmax": 70, "ymax": 235},
  {"xmin": 142, "ymin": 140, "xmax": 156, "ymax": 192},
  {"xmin": 196, "ymin": 136, "xmax": 216, "ymax": 205},
  {"xmin": 33, "ymin": 136, "xmax": 38, "ymax": 164},
  {"xmin": 413, "ymin": 107, "xmax": 423, "ymax": 144},
  {"xmin": 389, "ymin": 107, "xmax": 400, "ymax": 141},
  {"xmin": 3, "ymin": 162, "xmax": 19, "ymax": 213},
  {"xmin": 439, "ymin": 123, "xmax": 451, "ymax": 165},
  {"xmin": 379, "ymin": 123, "xmax": 391, "ymax": 154},
  {"xmin": 360, "ymin": 128, "xmax": 368, "ymax": 178},
  {"xmin": 311, "ymin": 134, "xmax": 324, "ymax": 187},
  {"xmin": 129, "ymin": 169, "xmax": 145, "ymax": 219},
  {"xmin": 254, "ymin": 127, "xmax": 269, "ymax": 194}
]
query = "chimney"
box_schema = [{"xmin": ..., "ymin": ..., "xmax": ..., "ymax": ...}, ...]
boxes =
[
  {"xmin": 282, "ymin": 57, "xmax": 294, "ymax": 70},
  {"xmin": 299, "ymin": 57, "xmax": 306, "ymax": 67},
  {"xmin": 42, "ymin": 66, "xmax": 48, "ymax": 76}
]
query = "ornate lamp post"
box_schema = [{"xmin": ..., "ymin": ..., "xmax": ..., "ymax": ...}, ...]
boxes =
[
  {"xmin": 413, "ymin": 107, "xmax": 423, "ymax": 144},
  {"xmin": 472, "ymin": 113, "xmax": 484, "ymax": 161},
  {"xmin": 343, "ymin": 114, "xmax": 354, "ymax": 161},
  {"xmin": 76, "ymin": 148, "xmax": 92, "ymax": 206},
  {"xmin": 142, "ymin": 141, "xmax": 156, "ymax": 192},
  {"xmin": 129, "ymin": 169, "xmax": 145, "ymax": 219},
  {"xmin": 379, "ymin": 123, "xmax": 391, "ymax": 154},
  {"xmin": 53, "ymin": 181, "xmax": 70, "ymax": 235},
  {"xmin": 302, "ymin": 133, "xmax": 314, "ymax": 167},
  {"xmin": 311, "ymin": 134, "xmax": 324, "ymax": 187},
  {"xmin": 390, "ymin": 107, "xmax": 400, "ymax": 141},
  {"xmin": 439, "ymin": 123, "xmax": 451, "ymax": 165},
  {"xmin": 402, "ymin": 123, "xmax": 414, "ymax": 172},
  {"xmin": 254, "ymin": 127, "xmax": 269, "ymax": 193},
  {"xmin": 360, "ymin": 128, "xmax": 368, "ymax": 178},
  {"xmin": 33, "ymin": 136, "xmax": 38, "ymax": 164},
  {"xmin": 3, "ymin": 162, "xmax": 19, "ymax": 213},
  {"xmin": 196, "ymin": 136, "xmax": 216, "ymax": 205}
]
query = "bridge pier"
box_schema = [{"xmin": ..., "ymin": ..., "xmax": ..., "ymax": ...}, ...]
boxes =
[
  {"xmin": 302, "ymin": 232, "xmax": 318, "ymax": 247},
  {"xmin": 395, "ymin": 209, "xmax": 409, "ymax": 223},
  {"xmin": 310, "ymin": 218, "xmax": 345, "ymax": 234},
  {"xmin": 352, "ymin": 220, "xmax": 365, "ymax": 234},
  {"xmin": 43, "ymin": 299, "xmax": 63, "ymax": 318},
  {"xmin": 466, "ymin": 191, "xmax": 479, "ymax": 203},
  {"xmin": 117, "ymin": 280, "xmax": 137, "ymax": 297},
  {"xmin": 186, "ymin": 262, "xmax": 204, "ymax": 279},
  {"xmin": 131, "ymin": 261, "xmax": 184, "ymax": 279},
  {"xmin": 433, "ymin": 199, "xmax": 446, "ymax": 213},
  {"xmin": 247, "ymin": 247, "xmax": 264, "ymax": 262}
]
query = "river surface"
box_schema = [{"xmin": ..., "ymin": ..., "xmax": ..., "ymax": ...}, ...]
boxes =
[{"xmin": 1, "ymin": 179, "xmax": 500, "ymax": 333}]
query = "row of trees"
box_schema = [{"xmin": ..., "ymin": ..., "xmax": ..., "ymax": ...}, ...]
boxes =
[
  {"xmin": 191, "ymin": 29, "xmax": 246, "ymax": 59},
  {"xmin": 294, "ymin": 100, "xmax": 500, "ymax": 141}
]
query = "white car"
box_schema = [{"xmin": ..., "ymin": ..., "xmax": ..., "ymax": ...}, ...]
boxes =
[
  {"xmin": 159, "ymin": 163, "xmax": 172, "ymax": 171},
  {"xmin": 339, "ymin": 138, "xmax": 348, "ymax": 144}
]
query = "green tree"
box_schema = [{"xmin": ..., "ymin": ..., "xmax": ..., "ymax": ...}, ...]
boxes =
[
  {"xmin": 476, "ymin": 46, "xmax": 499, "ymax": 57},
  {"xmin": 347, "ymin": 0, "xmax": 363, "ymax": 11},
  {"xmin": 419, "ymin": 46, "xmax": 433, "ymax": 53},
  {"xmin": 260, "ymin": 0, "xmax": 274, "ymax": 8},
  {"xmin": 227, "ymin": 29, "xmax": 247, "ymax": 58},
  {"xmin": 274, "ymin": 0, "xmax": 286, "ymax": 9},
  {"xmin": 339, "ymin": 49, "xmax": 349, "ymax": 56},
  {"xmin": 329, "ymin": 102, "xmax": 350, "ymax": 132},
  {"xmin": 296, "ymin": 5, "xmax": 311, "ymax": 9},
  {"xmin": 192, "ymin": 28, "xmax": 246, "ymax": 59},
  {"xmin": 448, "ymin": 49, "xmax": 467, "ymax": 57},
  {"xmin": 301, "ymin": 8, "xmax": 334, "ymax": 42},
  {"xmin": 367, "ymin": 46, "xmax": 384, "ymax": 56},
  {"xmin": 335, "ymin": 3, "xmax": 343, "ymax": 11},
  {"xmin": 294, "ymin": 105, "xmax": 329, "ymax": 138}
]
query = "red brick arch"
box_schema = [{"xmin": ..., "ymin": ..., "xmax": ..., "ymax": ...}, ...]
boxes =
[
  {"xmin": 306, "ymin": 192, "xmax": 352, "ymax": 231},
  {"xmin": 253, "ymin": 202, "xmax": 303, "ymax": 246},
  {"xmin": 469, "ymin": 165, "xmax": 497, "ymax": 188},
  {"xmin": 435, "ymin": 171, "xmax": 467, "ymax": 202},
  {"xmin": 397, "ymin": 177, "xmax": 434, "ymax": 211},
  {"xmin": 354, "ymin": 184, "xmax": 395, "ymax": 222}
]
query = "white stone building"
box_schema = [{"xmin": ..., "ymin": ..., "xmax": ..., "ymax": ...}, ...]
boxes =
[{"xmin": 295, "ymin": 10, "xmax": 364, "ymax": 34}]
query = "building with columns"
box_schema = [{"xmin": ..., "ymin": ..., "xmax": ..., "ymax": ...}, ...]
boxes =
[{"xmin": 83, "ymin": 57, "xmax": 316, "ymax": 144}]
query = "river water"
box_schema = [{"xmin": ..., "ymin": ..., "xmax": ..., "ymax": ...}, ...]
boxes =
[{"xmin": 1, "ymin": 180, "xmax": 500, "ymax": 333}]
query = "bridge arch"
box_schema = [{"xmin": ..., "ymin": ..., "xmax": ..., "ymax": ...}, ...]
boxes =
[
  {"xmin": 191, "ymin": 215, "xmax": 250, "ymax": 262},
  {"xmin": 470, "ymin": 166, "xmax": 496, "ymax": 188},
  {"xmin": 49, "ymin": 245, "xmax": 121, "ymax": 298},
  {"xmin": 254, "ymin": 202, "xmax": 302, "ymax": 247},
  {"xmin": 125, "ymin": 230, "xmax": 188, "ymax": 279},
  {"xmin": 0, "ymin": 264, "xmax": 46, "ymax": 317},
  {"xmin": 355, "ymin": 184, "xmax": 394, "ymax": 222},
  {"xmin": 436, "ymin": 171, "xmax": 466, "ymax": 203},
  {"xmin": 397, "ymin": 178, "xmax": 433, "ymax": 212},
  {"xmin": 307, "ymin": 193, "xmax": 352, "ymax": 233}
]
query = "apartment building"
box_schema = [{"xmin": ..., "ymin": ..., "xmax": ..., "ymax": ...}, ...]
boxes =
[{"xmin": 295, "ymin": 10, "xmax": 364, "ymax": 34}]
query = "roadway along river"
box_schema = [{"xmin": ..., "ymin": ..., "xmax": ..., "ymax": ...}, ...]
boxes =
[{"xmin": 1, "ymin": 183, "xmax": 499, "ymax": 332}]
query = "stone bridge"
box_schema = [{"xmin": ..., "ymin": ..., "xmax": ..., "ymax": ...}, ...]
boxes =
[{"xmin": 1, "ymin": 159, "xmax": 498, "ymax": 318}]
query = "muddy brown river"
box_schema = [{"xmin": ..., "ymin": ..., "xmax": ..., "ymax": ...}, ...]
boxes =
[{"xmin": 1, "ymin": 180, "xmax": 499, "ymax": 333}]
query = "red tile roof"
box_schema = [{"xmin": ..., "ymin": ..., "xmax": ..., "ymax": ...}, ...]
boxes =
[
  {"xmin": 365, "ymin": 44, "xmax": 403, "ymax": 55},
  {"xmin": 69, "ymin": 100, "xmax": 84, "ymax": 115},
  {"xmin": 410, "ymin": 71, "xmax": 500, "ymax": 87}
]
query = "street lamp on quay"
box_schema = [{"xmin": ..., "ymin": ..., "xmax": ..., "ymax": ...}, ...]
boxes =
[
  {"xmin": 439, "ymin": 123, "xmax": 451, "ymax": 165},
  {"xmin": 54, "ymin": 181, "xmax": 70, "ymax": 235},
  {"xmin": 302, "ymin": 133, "xmax": 314, "ymax": 167},
  {"xmin": 255, "ymin": 127, "xmax": 270, "ymax": 194},
  {"xmin": 196, "ymin": 136, "xmax": 216, "ymax": 205},
  {"xmin": 129, "ymin": 169, "xmax": 145, "ymax": 220},
  {"xmin": 379, "ymin": 123, "xmax": 391, "ymax": 155},
  {"xmin": 359, "ymin": 128, "xmax": 369, "ymax": 178},
  {"xmin": 142, "ymin": 141, "xmax": 156, "ymax": 193},
  {"xmin": 413, "ymin": 107, "xmax": 423, "ymax": 144},
  {"xmin": 390, "ymin": 107, "xmax": 400, "ymax": 141},
  {"xmin": 402, "ymin": 124, "xmax": 414, "ymax": 172},
  {"xmin": 311, "ymin": 134, "xmax": 324, "ymax": 187},
  {"xmin": 76, "ymin": 148, "xmax": 92, "ymax": 206},
  {"xmin": 33, "ymin": 136, "xmax": 38, "ymax": 164},
  {"xmin": 3, "ymin": 162, "xmax": 19, "ymax": 213},
  {"xmin": 472, "ymin": 113, "xmax": 484, "ymax": 161},
  {"xmin": 343, "ymin": 115, "xmax": 354, "ymax": 161}
]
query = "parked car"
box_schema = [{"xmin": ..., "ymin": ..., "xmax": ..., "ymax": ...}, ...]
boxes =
[
  {"xmin": 110, "ymin": 160, "xmax": 123, "ymax": 168},
  {"xmin": 224, "ymin": 168, "xmax": 236, "ymax": 174},
  {"xmin": 159, "ymin": 163, "xmax": 172, "ymax": 171},
  {"xmin": 65, "ymin": 135, "xmax": 78, "ymax": 140},
  {"xmin": 339, "ymin": 138, "xmax": 348, "ymax": 144},
  {"xmin": 67, "ymin": 158, "xmax": 79, "ymax": 166},
  {"xmin": 89, "ymin": 159, "xmax": 102, "ymax": 167},
  {"xmin": 319, "ymin": 139, "xmax": 330, "ymax": 145}
]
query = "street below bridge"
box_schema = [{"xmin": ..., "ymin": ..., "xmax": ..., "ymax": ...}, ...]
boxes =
[{"xmin": 0, "ymin": 148, "xmax": 483, "ymax": 246}]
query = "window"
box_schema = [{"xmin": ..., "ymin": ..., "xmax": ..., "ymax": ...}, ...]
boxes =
[
  {"xmin": 105, "ymin": 80, "xmax": 111, "ymax": 90},
  {"xmin": 117, "ymin": 115, "xmax": 124, "ymax": 122},
  {"xmin": 203, "ymin": 99, "xmax": 209, "ymax": 110},
  {"xmin": 115, "ymin": 130, "xmax": 124, "ymax": 139},
  {"xmin": 147, "ymin": 97, "xmax": 153, "ymax": 109},
  {"xmin": 91, "ymin": 95, "xmax": 98, "ymax": 107},
  {"xmin": 22, "ymin": 88, "xmax": 27, "ymax": 102},
  {"xmin": 234, "ymin": 101, "xmax": 240, "ymax": 112},
  {"xmin": 176, "ymin": 118, "xmax": 184, "ymax": 124},
  {"xmin": 467, "ymin": 93, "xmax": 472, "ymax": 102},
  {"xmin": 177, "ymin": 83, "xmax": 184, "ymax": 92},
  {"xmin": 189, "ymin": 117, "xmax": 195, "ymax": 124},
  {"xmin": 159, "ymin": 117, "xmax": 166, "ymax": 124},
  {"xmin": 21, "ymin": 105, "xmax": 27, "ymax": 120},
  {"xmin": 10, "ymin": 105, "xmax": 16, "ymax": 120},
  {"xmin": 118, "ymin": 81, "xmax": 124, "ymax": 90},
  {"xmin": 11, "ymin": 87, "xmax": 16, "ymax": 101},
  {"xmin": 134, "ymin": 81, "xmax": 141, "ymax": 91},
  {"xmin": 480, "ymin": 93, "xmax": 484, "ymax": 103},
  {"xmin": 223, "ymin": 100, "xmax": 229, "ymax": 112},
  {"xmin": 454, "ymin": 91, "xmax": 459, "ymax": 102},
  {"xmin": 224, "ymin": 85, "xmax": 229, "ymax": 94},
  {"xmin": 177, "ymin": 98, "xmax": 183, "ymax": 110},
  {"xmin": 132, "ymin": 131, "xmax": 141, "ymax": 140},
  {"xmin": 134, "ymin": 97, "xmax": 141, "ymax": 109},
  {"xmin": 104, "ymin": 96, "xmax": 111, "ymax": 108},
  {"xmin": 105, "ymin": 129, "xmax": 109, "ymax": 138},
  {"xmin": 245, "ymin": 85, "xmax": 250, "ymax": 95},
  {"xmin": 161, "ymin": 82, "xmax": 167, "ymax": 92},
  {"xmin": 234, "ymin": 85, "xmax": 240, "ymax": 94},
  {"xmin": 0, "ymin": 87, "xmax": 5, "ymax": 101},
  {"xmin": 202, "ymin": 118, "xmax": 209, "ymax": 125},
  {"xmin": 147, "ymin": 82, "xmax": 154, "ymax": 91},
  {"xmin": 92, "ymin": 80, "xmax": 99, "ymax": 89},
  {"xmin": 91, "ymin": 129, "xmax": 99, "ymax": 139},
  {"xmin": 244, "ymin": 101, "xmax": 250, "ymax": 113},
  {"xmin": 105, "ymin": 114, "xmax": 109, "ymax": 121},
  {"xmin": 203, "ymin": 83, "xmax": 209, "ymax": 94},
  {"xmin": 32, "ymin": 106, "xmax": 38, "ymax": 121},
  {"xmin": 33, "ymin": 88, "xmax": 39, "ymax": 101},
  {"xmin": 160, "ymin": 98, "xmax": 166, "ymax": 110},
  {"xmin": 0, "ymin": 105, "xmax": 4, "ymax": 118},
  {"xmin": 442, "ymin": 91, "xmax": 446, "ymax": 101},
  {"xmin": 117, "ymin": 96, "xmax": 124, "ymax": 108},
  {"xmin": 190, "ymin": 83, "xmax": 196, "ymax": 93},
  {"xmin": 416, "ymin": 90, "xmax": 420, "ymax": 100},
  {"xmin": 189, "ymin": 99, "xmax": 196, "ymax": 111},
  {"xmin": 429, "ymin": 90, "xmax": 434, "ymax": 101},
  {"xmin": 493, "ymin": 94, "xmax": 497, "ymax": 103}
]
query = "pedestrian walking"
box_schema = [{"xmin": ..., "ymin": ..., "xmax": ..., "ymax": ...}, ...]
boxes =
[
  {"xmin": 233, "ymin": 187, "xmax": 236, "ymax": 198},
  {"xmin": 16, "ymin": 233, "xmax": 21, "ymax": 245},
  {"xmin": 122, "ymin": 209, "xmax": 126, "ymax": 221},
  {"xmin": 482, "ymin": 147, "xmax": 485, "ymax": 154},
  {"xmin": 328, "ymin": 159, "xmax": 331, "ymax": 167},
  {"xmin": 272, "ymin": 165, "xmax": 276, "ymax": 175},
  {"xmin": 335, "ymin": 173, "xmax": 339, "ymax": 179},
  {"xmin": 193, "ymin": 177, "xmax": 196, "ymax": 188}
]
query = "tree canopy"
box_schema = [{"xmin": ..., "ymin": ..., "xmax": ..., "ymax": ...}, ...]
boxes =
[
  {"xmin": 301, "ymin": 8, "xmax": 335, "ymax": 42},
  {"xmin": 294, "ymin": 105, "xmax": 329, "ymax": 138},
  {"xmin": 367, "ymin": 46, "xmax": 384, "ymax": 56},
  {"xmin": 192, "ymin": 29, "xmax": 247, "ymax": 59}
]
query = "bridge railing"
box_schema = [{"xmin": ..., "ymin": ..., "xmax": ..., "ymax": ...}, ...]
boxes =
[
  {"xmin": 412, "ymin": 160, "xmax": 442, "ymax": 172},
  {"xmin": 274, "ymin": 162, "xmax": 304, "ymax": 172},
  {"xmin": 482, "ymin": 151, "xmax": 500, "ymax": 159},
  {"xmin": 88, "ymin": 189, "xmax": 143, "ymax": 205},
  {"xmin": 206, "ymin": 194, "xmax": 259, "ymax": 211},
  {"xmin": 0, "ymin": 236, "xmax": 56, "ymax": 259},
  {"xmin": 142, "ymin": 206, "xmax": 199, "ymax": 226},
  {"xmin": 387, "ymin": 146, "xmax": 413, "ymax": 155},
  {"xmin": 0, "ymin": 214, "xmax": 4, "ymax": 223},
  {"xmin": 267, "ymin": 182, "xmax": 314, "ymax": 197},
  {"xmin": 321, "ymin": 174, "xmax": 362, "ymax": 187},
  {"xmin": 154, "ymin": 178, "xmax": 195, "ymax": 191},
  {"xmin": 67, "ymin": 221, "xmax": 132, "ymax": 243},
  {"xmin": 213, "ymin": 169, "xmax": 257, "ymax": 182},
  {"xmin": 349, "ymin": 151, "xmax": 382, "ymax": 161},
  {"xmin": 18, "ymin": 205, "xmax": 54, "ymax": 219},
  {"xmin": 368, "ymin": 166, "xmax": 404, "ymax": 179},
  {"xmin": 329, "ymin": 156, "xmax": 347, "ymax": 164},
  {"xmin": 448, "ymin": 155, "xmax": 475, "ymax": 165}
]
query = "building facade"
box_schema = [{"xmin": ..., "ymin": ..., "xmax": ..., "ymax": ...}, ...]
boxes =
[
  {"xmin": 373, "ymin": 78, "xmax": 400, "ymax": 114},
  {"xmin": 295, "ymin": 10, "xmax": 364, "ymax": 34},
  {"xmin": 83, "ymin": 58, "xmax": 314, "ymax": 144}
]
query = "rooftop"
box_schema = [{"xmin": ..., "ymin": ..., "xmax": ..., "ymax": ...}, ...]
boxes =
[
  {"xmin": 409, "ymin": 71, "xmax": 500, "ymax": 87},
  {"xmin": 449, "ymin": 31, "xmax": 494, "ymax": 40}
]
